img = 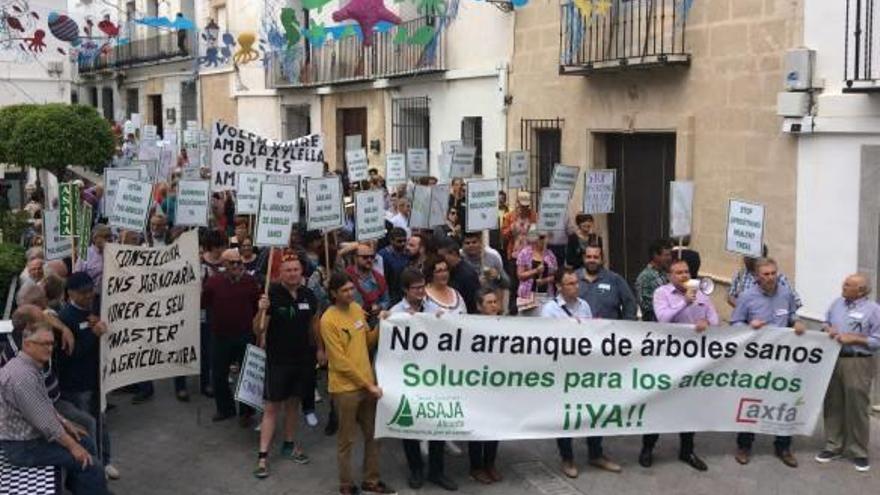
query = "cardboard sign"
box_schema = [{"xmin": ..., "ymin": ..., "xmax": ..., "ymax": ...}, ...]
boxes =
[
  {"xmin": 670, "ymin": 181, "xmax": 695, "ymax": 238},
  {"xmin": 142, "ymin": 124, "xmax": 158, "ymax": 142},
  {"xmin": 186, "ymin": 120, "xmax": 199, "ymax": 131},
  {"xmin": 538, "ymin": 188, "xmax": 571, "ymax": 232},
  {"xmin": 407, "ymin": 148, "xmax": 429, "ymax": 178},
  {"xmin": 466, "ymin": 179, "xmax": 499, "ymax": 232},
  {"xmin": 235, "ymin": 172, "xmax": 267, "ymax": 215},
  {"xmin": 409, "ymin": 185, "xmax": 432, "ymax": 229},
  {"xmin": 385, "ymin": 153, "xmax": 407, "ymax": 191},
  {"xmin": 130, "ymin": 113, "xmax": 142, "ymax": 130},
  {"xmin": 108, "ymin": 178, "xmax": 152, "ymax": 232},
  {"xmin": 583, "ymin": 169, "xmax": 616, "ymax": 215},
  {"xmin": 355, "ymin": 190, "xmax": 386, "ymax": 241},
  {"xmin": 305, "ymin": 176, "xmax": 344, "ymax": 232},
  {"xmin": 256, "ymin": 182, "xmax": 300, "ymax": 247},
  {"xmin": 508, "ymin": 151, "xmax": 529, "ymax": 190},
  {"xmin": 346, "ymin": 149, "xmax": 369, "ymax": 183},
  {"xmin": 133, "ymin": 160, "xmax": 159, "ymax": 183},
  {"xmin": 58, "ymin": 182, "xmax": 78, "ymax": 236},
  {"xmin": 176, "ymin": 180, "xmax": 211, "ymax": 227},
  {"xmin": 137, "ymin": 141, "xmax": 161, "ymax": 161},
  {"xmin": 429, "ymin": 183, "xmax": 450, "ymax": 227},
  {"xmin": 42, "ymin": 209, "xmax": 72, "ymax": 261},
  {"xmin": 103, "ymin": 167, "xmax": 142, "ymax": 215},
  {"xmin": 550, "ymin": 164, "xmax": 579, "ymax": 193},
  {"xmin": 184, "ymin": 129, "xmax": 199, "ymax": 145},
  {"xmin": 234, "ymin": 344, "xmax": 266, "ymax": 411},
  {"xmin": 450, "ymin": 145, "xmax": 477, "ymax": 178},
  {"xmin": 726, "ymin": 199, "xmax": 765, "ymax": 257}
]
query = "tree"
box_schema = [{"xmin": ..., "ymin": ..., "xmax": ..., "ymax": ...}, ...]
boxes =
[
  {"xmin": 7, "ymin": 104, "xmax": 114, "ymax": 175},
  {"xmin": 0, "ymin": 104, "xmax": 37, "ymax": 164}
]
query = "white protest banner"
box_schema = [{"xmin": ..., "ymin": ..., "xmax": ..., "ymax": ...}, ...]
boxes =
[
  {"xmin": 42, "ymin": 209, "xmax": 72, "ymax": 261},
  {"xmin": 130, "ymin": 113, "xmax": 142, "ymax": 130},
  {"xmin": 256, "ymin": 182, "xmax": 300, "ymax": 247},
  {"xmin": 538, "ymin": 188, "xmax": 571, "ymax": 231},
  {"xmin": 508, "ymin": 151, "xmax": 529, "ymax": 190},
  {"xmin": 355, "ymin": 190, "xmax": 386, "ymax": 241},
  {"xmin": 123, "ymin": 120, "xmax": 136, "ymax": 136},
  {"xmin": 100, "ymin": 230, "xmax": 201, "ymax": 408},
  {"xmin": 466, "ymin": 179, "xmax": 499, "ymax": 232},
  {"xmin": 407, "ymin": 149, "xmax": 429, "ymax": 178},
  {"xmin": 583, "ymin": 169, "xmax": 616, "ymax": 215},
  {"xmin": 450, "ymin": 145, "xmax": 477, "ymax": 179},
  {"xmin": 211, "ymin": 121, "xmax": 324, "ymax": 191},
  {"xmin": 375, "ymin": 314, "xmax": 839, "ymax": 441},
  {"xmin": 186, "ymin": 120, "xmax": 199, "ymax": 132},
  {"xmin": 305, "ymin": 176, "xmax": 344, "ymax": 232},
  {"xmin": 234, "ymin": 344, "xmax": 266, "ymax": 411},
  {"xmin": 142, "ymin": 124, "xmax": 158, "ymax": 142},
  {"xmin": 137, "ymin": 142, "xmax": 161, "ymax": 162},
  {"xmin": 108, "ymin": 178, "xmax": 152, "ymax": 232},
  {"xmin": 184, "ymin": 129, "xmax": 199, "ymax": 145},
  {"xmin": 235, "ymin": 172, "xmax": 267, "ymax": 215},
  {"xmin": 409, "ymin": 185, "xmax": 431, "ymax": 229},
  {"xmin": 103, "ymin": 167, "xmax": 142, "ymax": 214},
  {"xmin": 670, "ymin": 181, "xmax": 695, "ymax": 238},
  {"xmin": 726, "ymin": 199, "xmax": 765, "ymax": 257},
  {"xmin": 175, "ymin": 180, "xmax": 211, "ymax": 227},
  {"xmin": 429, "ymin": 183, "xmax": 451, "ymax": 227},
  {"xmin": 346, "ymin": 149, "xmax": 369, "ymax": 183},
  {"xmin": 550, "ymin": 164, "xmax": 579, "ymax": 193},
  {"xmin": 40, "ymin": 170, "xmax": 58, "ymax": 210},
  {"xmin": 386, "ymin": 153, "xmax": 407, "ymax": 190},
  {"xmin": 133, "ymin": 160, "xmax": 159, "ymax": 182},
  {"xmin": 158, "ymin": 145, "xmax": 175, "ymax": 181}
]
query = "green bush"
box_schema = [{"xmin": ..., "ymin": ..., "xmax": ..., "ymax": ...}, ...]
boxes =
[
  {"xmin": 7, "ymin": 104, "xmax": 114, "ymax": 175},
  {"xmin": 0, "ymin": 104, "xmax": 37, "ymax": 163},
  {"xmin": 0, "ymin": 209, "xmax": 31, "ymax": 246},
  {"xmin": 0, "ymin": 242, "xmax": 25, "ymax": 305}
]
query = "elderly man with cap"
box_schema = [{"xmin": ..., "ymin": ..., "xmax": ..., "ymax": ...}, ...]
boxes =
[
  {"xmin": 816, "ymin": 274, "xmax": 880, "ymax": 472},
  {"xmin": 502, "ymin": 191, "xmax": 537, "ymax": 313},
  {"xmin": 202, "ymin": 248, "xmax": 262, "ymax": 424},
  {"xmin": 56, "ymin": 271, "xmax": 119, "ymax": 480}
]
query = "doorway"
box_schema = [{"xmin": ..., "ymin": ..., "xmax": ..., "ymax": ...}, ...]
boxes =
[
  {"xmin": 148, "ymin": 94, "xmax": 163, "ymax": 140},
  {"xmin": 604, "ymin": 133, "xmax": 676, "ymax": 286},
  {"xmin": 337, "ymin": 107, "xmax": 367, "ymax": 193}
]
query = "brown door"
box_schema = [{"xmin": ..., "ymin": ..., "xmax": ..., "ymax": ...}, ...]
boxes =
[
  {"xmin": 148, "ymin": 94, "xmax": 163, "ymax": 140},
  {"xmin": 605, "ymin": 133, "xmax": 676, "ymax": 286},
  {"xmin": 337, "ymin": 107, "xmax": 367, "ymax": 193}
]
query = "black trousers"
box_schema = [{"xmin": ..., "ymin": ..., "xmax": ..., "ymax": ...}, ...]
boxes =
[
  {"xmin": 300, "ymin": 353, "xmax": 318, "ymax": 413},
  {"xmin": 212, "ymin": 333, "xmax": 253, "ymax": 417},
  {"xmin": 403, "ymin": 440, "xmax": 444, "ymax": 476},
  {"xmin": 736, "ymin": 433, "xmax": 791, "ymax": 451},
  {"xmin": 468, "ymin": 441, "xmax": 499, "ymax": 470},
  {"xmin": 642, "ymin": 433, "xmax": 695, "ymax": 455},
  {"xmin": 557, "ymin": 436, "xmax": 605, "ymax": 462}
]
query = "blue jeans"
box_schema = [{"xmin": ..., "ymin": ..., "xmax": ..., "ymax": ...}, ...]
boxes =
[
  {"xmin": 1, "ymin": 436, "xmax": 110, "ymax": 495},
  {"xmin": 60, "ymin": 390, "xmax": 111, "ymax": 465},
  {"xmin": 55, "ymin": 399, "xmax": 96, "ymax": 441}
]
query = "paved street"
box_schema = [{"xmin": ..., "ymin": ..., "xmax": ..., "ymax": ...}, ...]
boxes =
[{"xmin": 105, "ymin": 377, "xmax": 880, "ymax": 495}]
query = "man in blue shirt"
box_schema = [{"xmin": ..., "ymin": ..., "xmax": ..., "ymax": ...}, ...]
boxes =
[
  {"xmin": 379, "ymin": 228, "xmax": 411, "ymax": 306},
  {"xmin": 730, "ymin": 258, "xmax": 804, "ymax": 468},
  {"xmin": 815, "ymin": 274, "xmax": 880, "ymax": 472}
]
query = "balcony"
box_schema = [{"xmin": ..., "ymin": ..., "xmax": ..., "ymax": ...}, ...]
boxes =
[
  {"xmin": 78, "ymin": 32, "xmax": 195, "ymax": 74},
  {"xmin": 844, "ymin": 0, "xmax": 880, "ymax": 92},
  {"xmin": 267, "ymin": 16, "xmax": 445, "ymax": 89},
  {"xmin": 559, "ymin": 0, "xmax": 690, "ymax": 75}
]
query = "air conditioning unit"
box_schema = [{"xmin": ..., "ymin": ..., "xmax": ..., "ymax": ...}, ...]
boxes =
[{"xmin": 784, "ymin": 48, "xmax": 815, "ymax": 91}]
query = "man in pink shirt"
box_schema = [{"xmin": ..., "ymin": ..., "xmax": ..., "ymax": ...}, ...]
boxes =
[{"xmin": 639, "ymin": 258, "xmax": 719, "ymax": 472}]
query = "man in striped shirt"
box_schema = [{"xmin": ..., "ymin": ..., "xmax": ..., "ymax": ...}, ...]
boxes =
[{"xmin": 0, "ymin": 323, "xmax": 111, "ymax": 494}]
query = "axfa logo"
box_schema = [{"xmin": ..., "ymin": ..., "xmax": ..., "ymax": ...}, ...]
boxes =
[
  {"xmin": 388, "ymin": 395, "xmax": 464, "ymax": 428},
  {"xmin": 735, "ymin": 397, "xmax": 805, "ymax": 424}
]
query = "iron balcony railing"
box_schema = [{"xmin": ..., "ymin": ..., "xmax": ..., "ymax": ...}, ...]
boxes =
[
  {"xmin": 78, "ymin": 32, "xmax": 195, "ymax": 73},
  {"xmin": 560, "ymin": 0, "xmax": 690, "ymax": 75},
  {"xmin": 268, "ymin": 16, "xmax": 445, "ymax": 88},
  {"xmin": 845, "ymin": 0, "xmax": 880, "ymax": 91}
]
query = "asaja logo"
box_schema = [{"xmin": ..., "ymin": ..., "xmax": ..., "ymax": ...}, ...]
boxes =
[
  {"xmin": 736, "ymin": 396, "xmax": 806, "ymax": 424},
  {"xmin": 388, "ymin": 395, "xmax": 414, "ymax": 427},
  {"xmin": 387, "ymin": 394, "xmax": 466, "ymax": 429}
]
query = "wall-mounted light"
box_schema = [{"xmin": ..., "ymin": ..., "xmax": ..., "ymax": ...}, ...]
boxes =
[{"xmin": 370, "ymin": 139, "xmax": 381, "ymax": 154}]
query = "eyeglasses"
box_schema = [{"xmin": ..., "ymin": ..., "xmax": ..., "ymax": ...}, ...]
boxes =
[
  {"xmin": 30, "ymin": 340, "xmax": 54, "ymax": 348},
  {"xmin": 357, "ymin": 254, "xmax": 374, "ymax": 259},
  {"xmin": 433, "ymin": 266, "xmax": 448, "ymax": 273},
  {"xmin": 407, "ymin": 284, "xmax": 426, "ymax": 290},
  {"xmin": 226, "ymin": 260, "xmax": 243, "ymax": 266}
]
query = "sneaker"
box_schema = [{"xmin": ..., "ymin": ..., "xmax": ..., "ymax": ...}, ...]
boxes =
[
  {"xmin": 305, "ymin": 412, "xmax": 319, "ymax": 427},
  {"xmin": 815, "ymin": 450, "xmax": 841, "ymax": 464},
  {"xmin": 361, "ymin": 481, "xmax": 396, "ymax": 494},
  {"xmin": 854, "ymin": 458, "xmax": 871, "ymax": 472},
  {"xmin": 589, "ymin": 455, "xmax": 622, "ymax": 473},
  {"xmin": 445, "ymin": 441, "xmax": 462, "ymax": 456},
  {"xmin": 561, "ymin": 460, "xmax": 578, "ymax": 478},
  {"xmin": 873, "ymin": 405, "xmax": 880, "ymax": 413},
  {"xmin": 253, "ymin": 461, "xmax": 269, "ymax": 479},
  {"xmin": 776, "ymin": 449, "xmax": 798, "ymax": 468},
  {"xmin": 104, "ymin": 464, "xmax": 120, "ymax": 480},
  {"xmin": 280, "ymin": 443, "xmax": 310, "ymax": 464}
]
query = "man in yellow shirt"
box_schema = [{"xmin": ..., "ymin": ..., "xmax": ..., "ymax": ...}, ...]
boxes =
[{"xmin": 322, "ymin": 271, "xmax": 396, "ymax": 495}]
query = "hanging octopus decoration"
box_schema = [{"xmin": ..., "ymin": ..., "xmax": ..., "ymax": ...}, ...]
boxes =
[{"xmin": 233, "ymin": 32, "xmax": 259, "ymax": 64}]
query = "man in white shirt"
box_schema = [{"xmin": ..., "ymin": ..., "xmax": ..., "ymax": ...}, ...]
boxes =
[{"xmin": 390, "ymin": 197, "xmax": 412, "ymax": 237}]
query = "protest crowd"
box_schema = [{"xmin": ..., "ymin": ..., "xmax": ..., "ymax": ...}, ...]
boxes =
[{"xmin": 0, "ymin": 126, "xmax": 879, "ymax": 495}]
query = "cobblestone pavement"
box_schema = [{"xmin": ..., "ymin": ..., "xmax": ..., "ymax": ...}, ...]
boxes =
[{"xmin": 103, "ymin": 377, "xmax": 880, "ymax": 495}]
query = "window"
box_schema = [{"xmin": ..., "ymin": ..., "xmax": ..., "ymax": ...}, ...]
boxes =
[
  {"xmin": 282, "ymin": 105, "xmax": 311, "ymax": 139},
  {"xmin": 126, "ymin": 88, "xmax": 139, "ymax": 119},
  {"xmin": 89, "ymin": 87, "xmax": 98, "ymax": 107},
  {"xmin": 392, "ymin": 97, "xmax": 430, "ymax": 154},
  {"xmin": 461, "ymin": 116, "xmax": 483, "ymax": 175},
  {"xmin": 180, "ymin": 81, "xmax": 197, "ymax": 125},
  {"xmin": 519, "ymin": 118, "xmax": 563, "ymax": 197},
  {"xmin": 101, "ymin": 87, "xmax": 114, "ymax": 121}
]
